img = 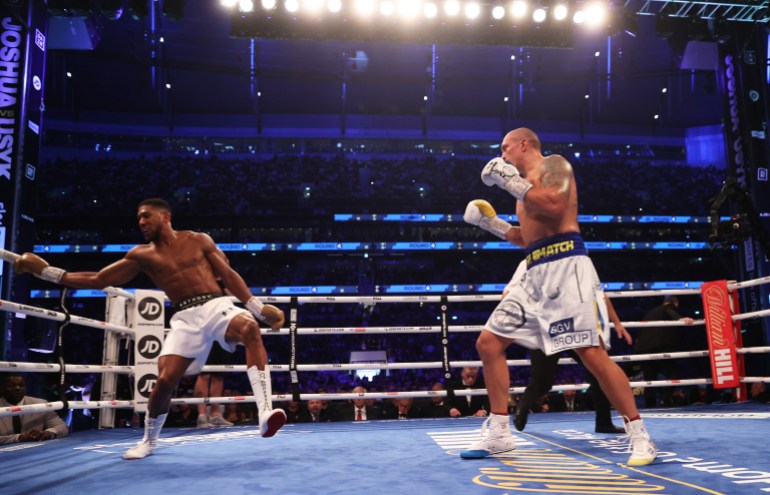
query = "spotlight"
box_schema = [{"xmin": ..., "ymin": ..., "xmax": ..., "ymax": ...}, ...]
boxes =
[
  {"xmin": 584, "ymin": 1, "xmax": 606, "ymax": 27},
  {"xmin": 492, "ymin": 5, "xmax": 505, "ymax": 19},
  {"xmin": 302, "ymin": 0, "xmax": 324, "ymax": 13},
  {"xmin": 260, "ymin": 0, "xmax": 276, "ymax": 8},
  {"xmin": 532, "ymin": 7, "xmax": 546, "ymax": 22},
  {"xmin": 553, "ymin": 4, "xmax": 567, "ymax": 21},
  {"xmin": 355, "ymin": 0, "xmax": 375, "ymax": 17},
  {"xmin": 445, "ymin": 0, "xmax": 460, "ymax": 16},
  {"xmin": 573, "ymin": 9, "xmax": 585, "ymax": 24},
  {"xmin": 285, "ymin": 0, "xmax": 299, "ymax": 12},
  {"xmin": 328, "ymin": 0, "xmax": 342, "ymax": 12},
  {"xmin": 397, "ymin": 0, "xmax": 420, "ymax": 19},
  {"xmin": 380, "ymin": 1, "xmax": 394, "ymax": 16},
  {"xmin": 424, "ymin": 2, "xmax": 438, "ymax": 18},
  {"xmin": 464, "ymin": 2, "xmax": 481, "ymax": 19},
  {"xmin": 510, "ymin": 0, "xmax": 527, "ymax": 19}
]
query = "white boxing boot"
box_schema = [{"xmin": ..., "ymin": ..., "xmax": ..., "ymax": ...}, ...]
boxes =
[
  {"xmin": 123, "ymin": 413, "xmax": 167, "ymax": 460},
  {"xmin": 247, "ymin": 366, "xmax": 286, "ymax": 438},
  {"xmin": 625, "ymin": 417, "xmax": 657, "ymax": 466},
  {"xmin": 460, "ymin": 413, "xmax": 517, "ymax": 459}
]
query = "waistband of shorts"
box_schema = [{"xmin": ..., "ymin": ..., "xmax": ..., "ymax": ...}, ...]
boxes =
[
  {"xmin": 174, "ymin": 293, "xmax": 225, "ymax": 311},
  {"xmin": 524, "ymin": 232, "xmax": 587, "ymax": 269}
]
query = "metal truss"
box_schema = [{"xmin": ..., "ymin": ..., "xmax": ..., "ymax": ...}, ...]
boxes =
[{"xmin": 623, "ymin": 0, "xmax": 770, "ymax": 21}]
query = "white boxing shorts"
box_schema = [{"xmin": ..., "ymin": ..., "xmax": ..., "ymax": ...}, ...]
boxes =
[
  {"xmin": 485, "ymin": 232, "xmax": 611, "ymax": 356},
  {"xmin": 160, "ymin": 295, "xmax": 251, "ymax": 375}
]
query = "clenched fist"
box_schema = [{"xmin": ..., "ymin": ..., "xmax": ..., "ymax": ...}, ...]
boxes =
[{"xmin": 14, "ymin": 253, "xmax": 65, "ymax": 284}]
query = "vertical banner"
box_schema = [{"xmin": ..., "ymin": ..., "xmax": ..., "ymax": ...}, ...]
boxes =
[
  {"xmin": 701, "ymin": 280, "xmax": 740, "ymax": 389},
  {"xmin": 0, "ymin": 0, "xmax": 47, "ymax": 360},
  {"xmin": 131, "ymin": 290, "xmax": 166, "ymax": 413},
  {"xmin": 717, "ymin": 26, "xmax": 770, "ymax": 329}
]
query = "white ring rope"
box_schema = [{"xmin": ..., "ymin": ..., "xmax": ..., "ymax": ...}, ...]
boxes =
[
  {"xmin": 0, "ymin": 248, "xmax": 19, "ymax": 263},
  {"xmin": 607, "ymin": 288, "xmax": 703, "ymax": 298},
  {"xmin": 0, "ymin": 362, "xmax": 133, "ymax": 373},
  {"xmin": 3, "ymin": 346, "xmax": 766, "ymax": 376},
  {"xmin": 733, "ymin": 307, "xmax": 770, "ymax": 321},
  {"xmin": 0, "ymin": 400, "xmax": 135, "ymax": 417},
  {"xmin": 729, "ymin": 275, "xmax": 770, "ymax": 290},
  {"xmin": 260, "ymin": 320, "xmax": 707, "ymax": 336},
  {"xmin": 5, "ymin": 375, "xmax": 770, "ymax": 418},
  {"xmin": 0, "ymin": 298, "xmax": 133, "ymax": 335}
]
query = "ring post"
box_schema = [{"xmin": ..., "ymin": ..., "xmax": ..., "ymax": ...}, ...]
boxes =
[{"xmin": 130, "ymin": 290, "xmax": 166, "ymax": 414}]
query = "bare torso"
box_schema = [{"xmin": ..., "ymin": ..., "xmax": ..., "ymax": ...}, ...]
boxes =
[
  {"xmin": 127, "ymin": 231, "xmax": 223, "ymax": 304},
  {"xmin": 516, "ymin": 163, "xmax": 580, "ymax": 247}
]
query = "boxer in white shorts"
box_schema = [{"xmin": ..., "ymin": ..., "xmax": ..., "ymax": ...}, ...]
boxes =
[
  {"xmin": 13, "ymin": 198, "xmax": 288, "ymax": 461},
  {"xmin": 459, "ymin": 128, "xmax": 657, "ymax": 467},
  {"xmin": 162, "ymin": 294, "xmax": 248, "ymax": 375},
  {"xmin": 485, "ymin": 232, "xmax": 611, "ymax": 356}
]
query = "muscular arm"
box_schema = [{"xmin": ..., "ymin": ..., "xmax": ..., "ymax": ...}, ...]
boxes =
[
  {"xmin": 61, "ymin": 256, "xmax": 142, "ymax": 290},
  {"xmin": 201, "ymin": 236, "xmax": 252, "ymax": 303},
  {"xmin": 522, "ymin": 155, "xmax": 572, "ymax": 218}
]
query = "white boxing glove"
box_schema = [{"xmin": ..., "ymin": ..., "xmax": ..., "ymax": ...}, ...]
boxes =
[
  {"xmin": 463, "ymin": 199, "xmax": 513, "ymax": 240},
  {"xmin": 481, "ymin": 157, "xmax": 533, "ymax": 201}
]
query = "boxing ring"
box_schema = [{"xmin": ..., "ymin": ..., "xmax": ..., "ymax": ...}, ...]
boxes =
[{"xmin": 1, "ymin": 271, "xmax": 770, "ymax": 494}]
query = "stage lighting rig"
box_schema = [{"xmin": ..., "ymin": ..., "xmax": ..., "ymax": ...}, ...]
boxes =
[{"xmin": 224, "ymin": 0, "xmax": 628, "ymax": 47}]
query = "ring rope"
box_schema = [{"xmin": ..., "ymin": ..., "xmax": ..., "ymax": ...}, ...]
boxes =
[
  {"xmin": 258, "ymin": 319, "xmax": 705, "ymax": 337},
  {"xmin": 0, "ymin": 362, "xmax": 134, "ymax": 373},
  {"xmin": 0, "ymin": 298, "xmax": 134, "ymax": 335},
  {"xmin": 732, "ymin": 307, "xmax": 770, "ymax": 321},
  {"xmin": 607, "ymin": 288, "xmax": 703, "ymax": 298},
  {"xmin": 5, "ymin": 375, "xmax": 770, "ymax": 419},
  {"xmin": 2, "ymin": 347, "xmax": 766, "ymax": 375},
  {"xmin": 728, "ymin": 275, "xmax": 770, "ymax": 290}
]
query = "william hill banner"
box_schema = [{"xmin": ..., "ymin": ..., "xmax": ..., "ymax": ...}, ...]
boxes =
[{"xmin": 701, "ymin": 280, "xmax": 740, "ymax": 389}]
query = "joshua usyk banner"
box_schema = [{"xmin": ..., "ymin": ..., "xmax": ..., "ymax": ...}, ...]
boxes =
[
  {"xmin": 0, "ymin": 0, "xmax": 47, "ymax": 359},
  {"xmin": 717, "ymin": 26, "xmax": 770, "ymax": 324}
]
